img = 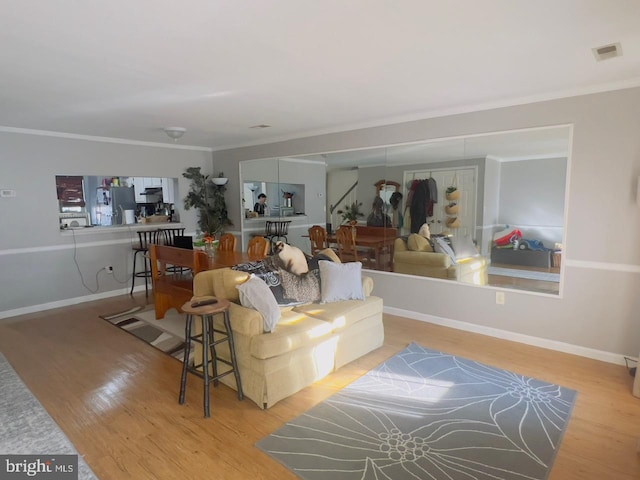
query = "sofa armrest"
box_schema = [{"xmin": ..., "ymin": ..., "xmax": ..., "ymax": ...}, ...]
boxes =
[
  {"xmin": 394, "ymin": 237, "xmax": 408, "ymax": 252},
  {"xmin": 362, "ymin": 276, "xmax": 374, "ymax": 296},
  {"xmin": 228, "ymin": 302, "xmax": 265, "ymax": 337}
]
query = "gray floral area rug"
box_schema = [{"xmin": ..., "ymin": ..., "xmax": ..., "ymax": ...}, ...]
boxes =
[
  {"xmin": 0, "ymin": 353, "xmax": 98, "ymax": 479},
  {"xmin": 257, "ymin": 343, "xmax": 577, "ymax": 480}
]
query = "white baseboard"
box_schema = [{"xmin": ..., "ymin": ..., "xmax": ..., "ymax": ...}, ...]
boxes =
[
  {"xmin": 384, "ymin": 306, "xmax": 632, "ymax": 366},
  {"xmin": 0, "ymin": 285, "xmax": 147, "ymax": 321}
]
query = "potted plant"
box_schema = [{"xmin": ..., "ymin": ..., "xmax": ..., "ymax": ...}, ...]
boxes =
[
  {"xmin": 445, "ymin": 186, "xmax": 460, "ymax": 200},
  {"xmin": 182, "ymin": 167, "xmax": 232, "ymax": 237},
  {"xmin": 337, "ymin": 201, "xmax": 364, "ymax": 225}
]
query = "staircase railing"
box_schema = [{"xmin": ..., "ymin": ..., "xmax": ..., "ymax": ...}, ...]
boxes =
[
  {"xmin": 330, "ymin": 181, "xmax": 358, "ymax": 214},
  {"xmin": 329, "ymin": 181, "xmax": 358, "ymax": 229}
]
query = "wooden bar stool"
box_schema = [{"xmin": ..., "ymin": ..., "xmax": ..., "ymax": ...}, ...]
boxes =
[{"xmin": 179, "ymin": 296, "xmax": 243, "ymax": 417}]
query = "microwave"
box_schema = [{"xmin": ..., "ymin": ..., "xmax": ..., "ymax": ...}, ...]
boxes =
[{"xmin": 59, "ymin": 213, "xmax": 90, "ymax": 229}]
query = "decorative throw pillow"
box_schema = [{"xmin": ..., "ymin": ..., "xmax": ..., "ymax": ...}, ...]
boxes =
[
  {"xmin": 418, "ymin": 222, "xmax": 431, "ymax": 239},
  {"xmin": 279, "ymin": 268, "xmax": 321, "ymax": 303},
  {"xmin": 232, "ymin": 259, "xmax": 299, "ymax": 306},
  {"xmin": 236, "ymin": 275, "xmax": 281, "ymax": 333},
  {"xmin": 306, "ymin": 252, "xmax": 335, "ymax": 271},
  {"xmin": 450, "ymin": 235, "xmax": 479, "ymax": 260},
  {"xmin": 432, "ymin": 236, "xmax": 457, "ymax": 265},
  {"xmin": 318, "ymin": 260, "xmax": 364, "ymax": 303},
  {"xmin": 407, "ymin": 233, "xmax": 433, "ymax": 252}
]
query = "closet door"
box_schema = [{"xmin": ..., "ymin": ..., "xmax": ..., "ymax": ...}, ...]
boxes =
[{"xmin": 404, "ymin": 167, "xmax": 477, "ymax": 238}]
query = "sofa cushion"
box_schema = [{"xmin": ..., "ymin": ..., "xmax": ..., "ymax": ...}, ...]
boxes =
[
  {"xmin": 237, "ymin": 275, "xmax": 281, "ymax": 333},
  {"xmin": 451, "ymin": 235, "xmax": 479, "ymax": 260},
  {"xmin": 293, "ymin": 296, "xmax": 383, "ymax": 331},
  {"xmin": 319, "ymin": 260, "xmax": 364, "ymax": 303},
  {"xmin": 407, "ymin": 233, "xmax": 433, "ymax": 252},
  {"xmin": 316, "ymin": 248, "xmax": 341, "ymax": 264},
  {"xmin": 433, "ymin": 237, "xmax": 457, "ymax": 264},
  {"xmin": 249, "ymin": 310, "xmax": 334, "ymax": 360},
  {"xmin": 279, "ymin": 268, "xmax": 321, "ymax": 303}
]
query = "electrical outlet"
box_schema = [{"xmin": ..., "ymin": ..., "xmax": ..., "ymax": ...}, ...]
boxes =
[
  {"xmin": 105, "ymin": 266, "xmax": 113, "ymax": 274},
  {"xmin": 495, "ymin": 291, "xmax": 505, "ymax": 305}
]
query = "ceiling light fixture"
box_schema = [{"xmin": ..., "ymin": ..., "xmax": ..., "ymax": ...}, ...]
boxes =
[{"xmin": 163, "ymin": 126, "xmax": 187, "ymax": 141}]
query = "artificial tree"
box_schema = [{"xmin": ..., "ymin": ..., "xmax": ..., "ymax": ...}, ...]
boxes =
[{"xmin": 182, "ymin": 167, "xmax": 232, "ymax": 237}]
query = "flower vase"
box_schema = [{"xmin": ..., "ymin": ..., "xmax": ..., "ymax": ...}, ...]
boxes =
[{"xmin": 204, "ymin": 242, "xmax": 216, "ymax": 258}]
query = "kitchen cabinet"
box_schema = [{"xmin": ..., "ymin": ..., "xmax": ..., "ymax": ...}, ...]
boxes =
[
  {"xmin": 161, "ymin": 178, "xmax": 176, "ymax": 204},
  {"xmin": 129, "ymin": 177, "xmax": 146, "ymax": 202},
  {"xmin": 129, "ymin": 177, "xmax": 163, "ymax": 202}
]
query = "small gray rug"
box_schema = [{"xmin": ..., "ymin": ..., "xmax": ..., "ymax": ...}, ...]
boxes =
[
  {"xmin": 488, "ymin": 266, "xmax": 560, "ymax": 283},
  {"xmin": 0, "ymin": 353, "xmax": 98, "ymax": 479},
  {"xmin": 257, "ymin": 343, "xmax": 576, "ymax": 480}
]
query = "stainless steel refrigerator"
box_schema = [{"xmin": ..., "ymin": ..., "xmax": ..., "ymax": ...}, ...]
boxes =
[{"xmin": 110, "ymin": 186, "xmax": 137, "ymax": 225}]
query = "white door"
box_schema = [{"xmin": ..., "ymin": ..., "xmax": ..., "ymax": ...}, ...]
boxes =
[{"xmin": 403, "ymin": 167, "xmax": 477, "ymax": 239}]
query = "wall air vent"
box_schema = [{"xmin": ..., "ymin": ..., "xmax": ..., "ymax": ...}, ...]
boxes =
[{"xmin": 592, "ymin": 42, "xmax": 622, "ymax": 61}]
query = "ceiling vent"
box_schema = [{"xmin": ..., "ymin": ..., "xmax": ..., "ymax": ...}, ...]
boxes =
[
  {"xmin": 592, "ymin": 42, "xmax": 622, "ymax": 61},
  {"xmin": 249, "ymin": 124, "xmax": 271, "ymax": 129}
]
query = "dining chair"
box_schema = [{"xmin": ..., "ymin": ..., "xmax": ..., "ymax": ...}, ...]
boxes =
[
  {"xmin": 335, "ymin": 226, "xmax": 359, "ymax": 263},
  {"xmin": 158, "ymin": 227, "xmax": 186, "ymax": 246},
  {"xmin": 308, "ymin": 225, "xmax": 328, "ymax": 255},
  {"xmin": 218, "ymin": 233, "xmax": 237, "ymax": 252},
  {"xmin": 247, "ymin": 236, "xmax": 270, "ymax": 259}
]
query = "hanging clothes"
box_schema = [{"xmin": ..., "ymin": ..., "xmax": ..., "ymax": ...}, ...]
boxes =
[
  {"xmin": 409, "ymin": 180, "xmax": 430, "ymax": 233},
  {"xmin": 426, "ymin": 177, "xmax": 438, "ymax": 216}
]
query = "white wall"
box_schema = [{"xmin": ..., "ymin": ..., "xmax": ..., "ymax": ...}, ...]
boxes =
[
  {"xmin": 0, "ymin": 132, "xmax": 212, "ymax": 316},
  {"xmin": 498, "ymin": 157, "xmax": 566, "ymax": 247},
  {"xmin": 212, "ymin": 87, "xmax": 640, "ymax": 360}
]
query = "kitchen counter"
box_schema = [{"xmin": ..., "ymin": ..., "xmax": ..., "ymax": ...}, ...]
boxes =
[
  {"xmin": 243, "ymin": 214, "xmax": 307, "ymax": 224},
  {"xmin": 59, "ymin": 222, "xmax": 184, "ymax": 237}
]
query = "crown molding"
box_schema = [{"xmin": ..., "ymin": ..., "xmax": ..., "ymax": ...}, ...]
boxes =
[{"xmin": 0, "ymin": 126, "xmax": 213, "ymax": 152}]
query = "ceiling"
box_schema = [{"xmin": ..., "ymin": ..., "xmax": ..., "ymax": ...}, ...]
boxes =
[{"xmin": 1, "ymin": 1, "xmax": 639, "ymax": 151}]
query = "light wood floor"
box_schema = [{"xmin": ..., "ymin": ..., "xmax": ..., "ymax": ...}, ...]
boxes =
[{"xmin": 1, "ymin": 294, "xmax": 639, "ymax": 479}]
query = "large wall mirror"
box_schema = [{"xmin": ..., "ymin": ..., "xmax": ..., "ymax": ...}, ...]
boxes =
[
  {"xmin": 315, "ymin": 125, "xmax": 569, "ymax": 295},
  {"xmin": 238, "ymin": 125, "xmax": 570, "ymax": 295}
]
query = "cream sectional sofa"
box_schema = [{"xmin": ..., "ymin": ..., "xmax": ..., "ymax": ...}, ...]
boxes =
[
  {"xmin": 394, "ymin": 236, "xmax": 489, "ymax": 285},
  {"xmin": 192, "ymin": 251, "xmax": 384, "ymax": 409}
]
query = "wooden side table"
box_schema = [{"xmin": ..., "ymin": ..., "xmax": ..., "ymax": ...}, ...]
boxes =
[{"xmin": 179, "ymin": 296, "xmax": 243, "ymax": 417}]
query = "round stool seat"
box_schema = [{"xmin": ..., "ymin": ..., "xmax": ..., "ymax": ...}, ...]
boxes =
[{"xmin": 181, "ymin": 296, "xmax": 230, "ymax": 316}]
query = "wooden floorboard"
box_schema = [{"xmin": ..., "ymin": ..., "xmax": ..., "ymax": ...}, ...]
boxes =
[{"xmin": 1, "ymin": 295, "xmax": 639, "ymax": 479}]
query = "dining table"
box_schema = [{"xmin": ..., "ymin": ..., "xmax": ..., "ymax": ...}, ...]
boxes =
[
  {"xmin": 202, "ymin": 250, "xmax": 262, "ymax": 270},
  {"xmin": 326, "ymin": 233, "xmax": 395, "ymax": 271}
]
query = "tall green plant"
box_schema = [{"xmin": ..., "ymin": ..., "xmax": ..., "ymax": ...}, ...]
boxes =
[
  {"xmin": 182, "ymin": 167, "xmax": 232, "ymax": 236},
  {"xmin": 337, "ymin": 201, "xmax": 364, "ymax": 224}
]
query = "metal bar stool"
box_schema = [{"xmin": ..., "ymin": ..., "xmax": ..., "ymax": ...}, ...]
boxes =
[
  {"xmin": 264, "ymin": 220, "xmax": 291, "ymax": 252},
  {"xmin": 179, "ymin": 297, "xmax": 243, "ymax": 417},
  {"xmin": 130, "ymin": 229, "xmax": 161, "ymax": 296}
]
